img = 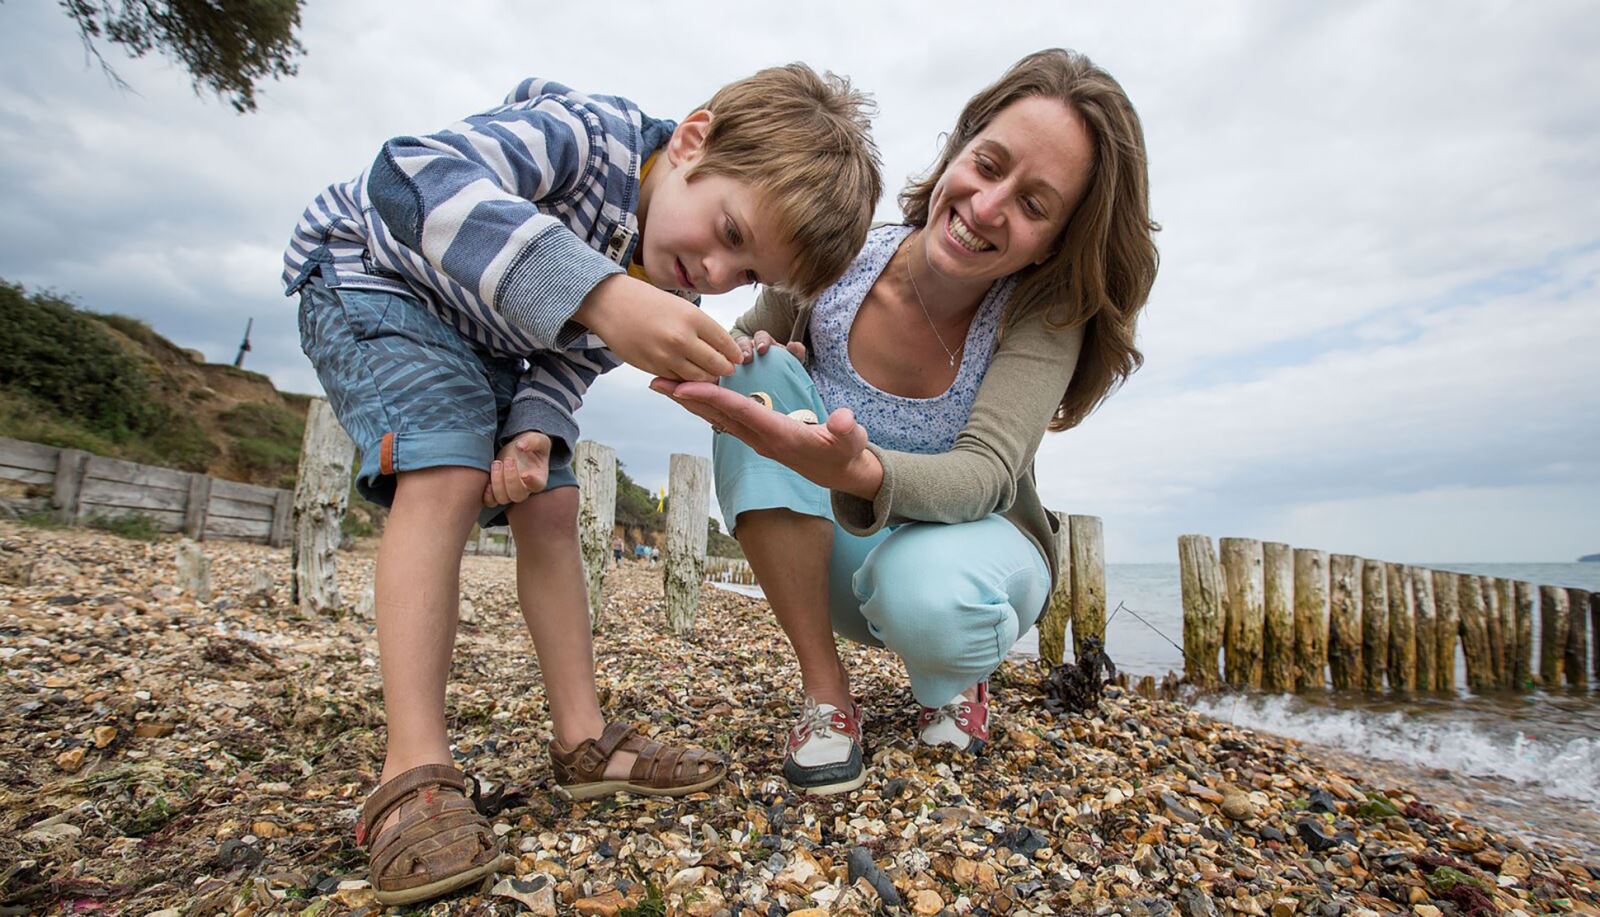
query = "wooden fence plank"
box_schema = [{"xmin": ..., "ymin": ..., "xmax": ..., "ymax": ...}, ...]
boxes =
[
  {"xmin": 210, "ymin": 478, "xmax": 283, "ymax": 505},
  {"xmin": 1565, "ymin": 588, "xmax": 1590, "ymax": 688},
  {"xmin": 206, "ymin": 496, "xmax": 277, "ymax": 522},
  {"xmin": 1538, "ymin": 585, "xmax": 1569, "ymax": 687},
  {"xmin": 1386, "ymin": 563, "xmax": 1416, "ymax": 691},
  {"xmin": 79, "ymin": 477, "xmax": 189, "ymax": 512},
  {"xmin": 0, "ymin": 467, "xmax": 53, "ymax": 486},
  {"xmin": 205, "ymin": 515, "xmax": 274, "ymax": 540},
  {"xmin": 81, "ymin": 454, "xmax": 191, "ymax": 491},
  {"xmin": 0, "ymin": 436, "xmax": 61, "ymax": 473},
  {"xmin": 87, "ymin": 507, "xmax": 185, "ymax": 531}
]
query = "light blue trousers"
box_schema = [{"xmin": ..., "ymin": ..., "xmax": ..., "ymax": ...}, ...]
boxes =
[{"xmin": 712, "ymin": 349, "xmax": 1050, "ymax": 706}]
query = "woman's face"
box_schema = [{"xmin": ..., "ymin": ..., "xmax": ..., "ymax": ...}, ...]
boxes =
[{"xmin": 922, "ymin": 95, "xmax": 1095, "ymax": 284}]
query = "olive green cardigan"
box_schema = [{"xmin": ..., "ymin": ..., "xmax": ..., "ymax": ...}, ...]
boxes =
[{"xmin": 731, "ymin": 281, "xmax": 1084, "ymax": 591}]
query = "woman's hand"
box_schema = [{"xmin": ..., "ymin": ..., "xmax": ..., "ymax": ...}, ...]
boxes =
[
  {"xmin": 734, "ymin": 330, "xmax": 808, "ymax": 364},
  {"xmin": 651, "ymin": 378, "xmax": 882, "ymax": 500}
]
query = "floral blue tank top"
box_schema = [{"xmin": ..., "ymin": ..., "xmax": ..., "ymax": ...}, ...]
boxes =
[{"xmin": 809, "ymin": 224, "xmax": 1014, "ymax": 454}]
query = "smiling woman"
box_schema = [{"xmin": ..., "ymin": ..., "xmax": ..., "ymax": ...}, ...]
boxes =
[{"xmin": 655, "ymin": 48, "xmax": 1160, "ymax": 796}]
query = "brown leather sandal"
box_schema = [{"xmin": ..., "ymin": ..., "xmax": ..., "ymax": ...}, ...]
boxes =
[
  {"xmin": 355, "ymin": 764, "xmax": 510, "ymax": 906},
  {"xmin": 550, "ymin": 722, "xmax": 728, "ymax": 801}
]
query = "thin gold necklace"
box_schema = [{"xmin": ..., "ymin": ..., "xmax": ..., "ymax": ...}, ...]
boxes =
[{"xmin": 903, "ymin": 233, "xmax": 959, "ymax": 368}]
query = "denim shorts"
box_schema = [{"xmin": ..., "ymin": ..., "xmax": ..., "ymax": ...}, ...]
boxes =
[{"xmin": 296, "ymin": 272, "xmax": 575, "ymax": 527}]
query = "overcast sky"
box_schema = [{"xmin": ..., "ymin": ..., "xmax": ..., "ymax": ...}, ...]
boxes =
[{"xmin": 2, "ymin": 2, "xmax": 1596, "ymax": 562}]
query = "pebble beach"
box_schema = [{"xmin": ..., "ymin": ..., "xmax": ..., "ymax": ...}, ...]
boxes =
[{"xmin": 2, "ymin": 522, "xmax": 1596, "ymax": 916}]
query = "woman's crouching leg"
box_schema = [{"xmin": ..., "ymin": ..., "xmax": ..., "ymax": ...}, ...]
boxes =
[{"xmin": 854, "ymin": 516, "xmax": 1050, "ymax": 707}]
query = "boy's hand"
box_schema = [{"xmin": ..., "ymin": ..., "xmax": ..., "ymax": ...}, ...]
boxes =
[
  {"xmin": 575, "ymin": 275, "xmax": 742, "ymax": 381},
  {"xmin": 483, "ymin": 431, "xmax": 551, "ymax": 506},
  {"xmin": 736, "ymin": 330, "xmax": 808, "ymax": 364}
]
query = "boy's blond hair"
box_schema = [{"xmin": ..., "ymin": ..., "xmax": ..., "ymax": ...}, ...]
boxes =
[{"xmin": 687, "ymin": 64, "xmax": 882, "ymax": 300}]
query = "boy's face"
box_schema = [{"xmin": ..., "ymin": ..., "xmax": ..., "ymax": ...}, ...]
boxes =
[{"xmin": 637, "ymin": 111, "xmax": 798, "ymax": 296}]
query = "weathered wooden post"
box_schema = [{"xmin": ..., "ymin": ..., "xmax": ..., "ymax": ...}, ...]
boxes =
[
  {"xmin": 1457, "ymin": 574, "xmax": 1493, "ymax": 692},
  {"xmin": 574, "ymin": 441, "xmax": 617, "ymax": 628},
  {"xmin": 1068, "ymin": 515, "xmax": 1106, "ymax": 661},
  {"xmin": 1360, "ymin": 560, "xmax": 1388, "ymax": 692},
  {"xmin": 1262, "ymin": 542, "xmax": 1295, "ymax": 692},
  {"xmin": 1565, "ymin": 588, "xmax": 1590, "ymax": 688},
  {"xmin": 1538, "ymin": 585, "xmax": 1569, "ymax": 687},
  {"xmin": 1410, "ymin": 566, "xmax": 1437, "ymax": 692},
  {"xmin": 1038, "ymin": 513, "xmax": 1073, "ymax": 666},
  {"xmin": 175, "ymin": 540, "xmax": 212, "ymax": 603},
  {"xmin": 1178, "ymin": 534, "xmax": 1223, "ymax": 686},
  {"xmin": 268, "ymin": 490, "xmax": 293, "ymax": 548},
  {"xmin": 291, "ymin": 398, "xmax": 356, "ymax": 615},
  {"xmin": 1292, "ymin": 548, "xmax": 1328, "ymax": 692},
  {"xmin": 1327, "ymin": 554, "xmax": 1363, "ymax": 690},
  {"xmin": 183, "ymin": 473, "xmax": 212, "ymax": 540},
  {"xmin": 1432, "ymin": 571, "xmax": 1459, "ymax": 691},
  {"xmin": 1493, "ymin": 578, "xmax": 1516, "ymax": 688},
  {"xmin": 664, "ymin": 454, "xmax": 710, "ymax": 636},
  {"xmin": 1385, "ymin": 564, "xmax": 1416, "ymax": 691},
  {"xmin": 1482, "ymin": 578, "xmax": 1506, "ymax": 687},
  {"xmin": 1220, "ymin": 538, "xmax": 1265, "ymax": 688},
  {"xmin": 1592, "ymin": 592, "xmax": 1600, "ymax": 684},
  {"xmin": 1513, "ymin": 581, "xmax": 1535, "ymax": 689},
  {"xmin": 51, "ymin": 448, "xmax": 89, "ymax": 524}
]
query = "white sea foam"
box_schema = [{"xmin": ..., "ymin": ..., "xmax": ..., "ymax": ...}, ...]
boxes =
[{"xmin": 1191, "ymin": 693, "xmax": 1600, "ymax": 809}]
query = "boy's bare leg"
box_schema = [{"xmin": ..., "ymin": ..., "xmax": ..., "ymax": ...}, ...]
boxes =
[
  {"xmin": 735, "ymin": 508, "xmax": 852, "ymax": 709},
  {"xmin": 376, "ymin": 466, "xmax": 487, "ymax": 785},
  {"xmin": 506, "ymin": 487, "xmax": 635, "ymax": 778}
]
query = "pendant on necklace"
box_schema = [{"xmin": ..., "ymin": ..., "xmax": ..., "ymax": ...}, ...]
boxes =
[{"xmin": 947, "ymin": 355, "xmax": 956, "ymax": 368}]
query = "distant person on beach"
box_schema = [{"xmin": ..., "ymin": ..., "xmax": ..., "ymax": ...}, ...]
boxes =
[
  {"xmin": 656, "ymin": 49, "xmax": 1157, "ymax": 795},
  {"xmin": 283, "ymin": 67, "xmax": 880, "ymax": 902},
  {"xmin": 612, "ymin": 535, "xmax": 624, "ymax": 566}
]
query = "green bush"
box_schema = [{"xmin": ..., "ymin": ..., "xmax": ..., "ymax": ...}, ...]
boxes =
[
  {"xmin": 0, "ymin": 282, "xmax": 220, "ymax": 471},
  {"xmin": 221, "ymin": 401, "xmax": 305, "ymax": 478}
]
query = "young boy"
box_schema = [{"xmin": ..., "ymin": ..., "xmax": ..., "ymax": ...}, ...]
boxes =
[{"xmin": 283, "ymin": 66, "xmax": 881, "ymax": 905}]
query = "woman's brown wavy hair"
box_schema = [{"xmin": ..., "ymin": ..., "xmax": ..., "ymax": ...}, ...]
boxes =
[{"xmin": 901, "ymin": 48, "xmax": 1159, "ymax": 431}]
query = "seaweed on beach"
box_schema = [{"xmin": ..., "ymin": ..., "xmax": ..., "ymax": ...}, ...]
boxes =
[{"xmin": 1039, "ymin": 636, "xmax": 1118, "ymax": 715}]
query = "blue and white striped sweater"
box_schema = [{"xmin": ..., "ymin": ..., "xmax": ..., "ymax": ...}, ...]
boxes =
[{"xmin": 282, "ymin": 78, "xmax": 680, "ymax": 467}]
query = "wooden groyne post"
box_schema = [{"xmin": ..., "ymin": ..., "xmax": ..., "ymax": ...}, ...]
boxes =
[
  {"xmin": 1327, "ymin": 554, "xmax": 1363, "ymax": 690},
  {"xmin": 1292, "ymin": 549, "xmax": 1328, "ymax": 692},
  {"xmin": 1178, "ymin": 534, "xmax": 1223, "ymax": 686},
  {"xmin": 1494, "ymin": 578, "xmax": 1516, "ymax": 688},
  {"xmin": 1482, "ymin": 577, "xmax": 1506, "ymax": 687},
  {"xmin": 1457, "ymin": 574, "xmax": 1494, "ymax": 692},
  {"xmin": 1262, "ymin": 542, "xmax": 1295, "ymax": 691},
  {"xmin": 663, "ymin": 454, "xmax": 710, "ymax": 636},
  {"xmin": 1592, "ymin": 592, "xmax": 1600, "ymax": 684},
  {"xmin": 1038, "ymin": 513, "xmax": 1073, "ymax": 666},
  {"xmin": 1565, "ymin": 588, "xmax": 1590, "ymax": 688},
  {"xmin": 1360, "ymin": 560, "xmax": 1388, "ymax": 692},
  {"xmin": 1513, "ymin": 580, "xmax": 1535, "ymax": 689},
  {"xmin": 574, "ymin": 441, "xmax": 617, "ymax": 628},
  {"xmin": 1179, "ymin": 533, "xmax": 1593, "ymax": 696},
  {"xmin": 291, "ymin": 399, "xmax": 355, "ymax": 616},
  {"xmin": 1539, "ymin": 585, "xmax": 1569, "ymax": 686},
  {"xmin": 1068, "ymin": 515, "xmax": 1107, "ymax": 660},
  {"xmin": 1385, "ymin": 563, "xmax": 1416, "ymax": 691},
  {"xmin": 1220, "ymin": 538, "xmax": 1265, "ymax": 688},
  {"xmin": 1409, "ymin": 566, "xmax": 1437, "ymax": 692},
  {"xmin": 1432, "ymin": 571, "xmax": 1459, "ymax": 691}
]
